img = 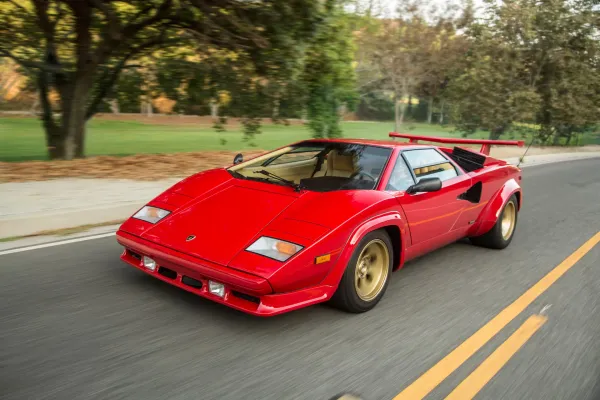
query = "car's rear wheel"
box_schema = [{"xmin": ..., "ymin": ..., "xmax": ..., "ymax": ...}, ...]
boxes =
[
  {"xmin": 330, "ymin": 230, "xmax": 393, "ymax": 313},
  {"xmin": 470, "ymin": 194, "xmax": 519, "ymax": 249}
]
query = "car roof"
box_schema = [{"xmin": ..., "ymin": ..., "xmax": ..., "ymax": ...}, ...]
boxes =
[{"xmin": 298, "ymin": 138, "xmax": 434, "ymax": 151}]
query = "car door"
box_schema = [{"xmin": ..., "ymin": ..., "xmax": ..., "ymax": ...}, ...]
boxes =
[{"xmin": 389, "ymin": 148, "xmax": 472, "ymax": 246}]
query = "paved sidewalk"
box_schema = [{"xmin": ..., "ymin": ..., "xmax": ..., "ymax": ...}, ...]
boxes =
[
  {"xmin": 1, "ymin": 151, "xmax": 599, "ymax": 239},
  {"xmin": 1, "ymin": 178, "xmax": 180, "ymax": 239}
]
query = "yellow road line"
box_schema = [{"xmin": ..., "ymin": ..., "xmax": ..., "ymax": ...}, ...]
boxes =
[
  {"xmin": 393, "ymin": 231, "xmax": 600, "ymax": 400},
  {"xmin": 445, "ymin": 314, "xmax": 548, "ymax": 400}
]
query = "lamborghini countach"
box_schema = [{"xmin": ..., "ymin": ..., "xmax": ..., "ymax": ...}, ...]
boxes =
[{"xmin": 116, "ymin": 133, "xmax": 524, "ymax": 316}]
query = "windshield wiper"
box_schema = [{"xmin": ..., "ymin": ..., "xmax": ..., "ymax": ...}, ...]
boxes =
[
  {"xmin": 228, "ymin": 170, "xmax": 245, "ymax": 179},
  {"xmin": 253, "ymin": 170, "xmax": 304, "ymax": 192}
]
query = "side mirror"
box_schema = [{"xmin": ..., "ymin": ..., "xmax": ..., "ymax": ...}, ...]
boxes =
[
  {"xmin": 233, "ymin": 153, "xmax": 243, "ymax": 165},
  {"xmin": 406, "ymin": 177, "xmax": 442, "ymax": 194}
]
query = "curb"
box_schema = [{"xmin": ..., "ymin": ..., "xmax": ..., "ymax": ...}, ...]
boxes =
[
  {"xmin": 0, "ymin": 202, "xmax": 140, "ymax": 240},
  {"xmin": 505, "ymin": 152, "xmax": 600, "ymax": 167}
]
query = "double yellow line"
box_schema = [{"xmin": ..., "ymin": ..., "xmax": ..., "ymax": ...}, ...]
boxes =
[{"xmin": 393, "ymin": 231, "xmax": 600, "ymax": 400}]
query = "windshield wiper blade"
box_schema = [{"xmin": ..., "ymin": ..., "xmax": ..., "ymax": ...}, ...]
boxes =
[
  {"xmin": 253, "ymin": 170, "xmax": 304, "ymax": 192},
  {"xmin": 228, "ymin": 170, "xmax": 245, "ymax": 179}
]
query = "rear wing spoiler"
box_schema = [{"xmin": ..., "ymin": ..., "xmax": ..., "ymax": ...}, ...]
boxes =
[{"xmin": 389, "ymin": 132, "xmax": 524, "ymax": 156}]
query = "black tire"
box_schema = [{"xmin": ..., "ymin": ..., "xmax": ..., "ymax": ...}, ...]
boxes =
[
  {"xmin": 470, "ymin": 194, "xmax": 519, "ymax": 249},
  {"xmin": 330, "ymin": 229, "xmax": 393, "ymax": 313}
]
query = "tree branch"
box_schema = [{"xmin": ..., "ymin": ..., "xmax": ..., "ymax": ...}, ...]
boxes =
[
  {"xmin": 0, "ymin": 48, "xmax": 65, "ymax": 73},
  {"xmin": 129, "ymin": 4, "xmax": 155, "ymax": 23},
  {"xmin": 32, "ymin": 0, "xmax": 56, "ymax": 43},
  {"xmin": 85, "ymin": 29, "xmax": 180, "ymax": 120},
  {"xmin": 6, "ymin": 0, "xmax": 28, "ymax": 13},
  {"xmin": 89, "ymin": 0, "xmax": 122, "ymax": 40},
  {"xmin": 122, "ymin": 0, "xmax": 174, "ymax": 37},
  {"xmin": 186, "ymin": 0, "xmax": 265, "ymax": 47},
  {"xmin": 92, "ymin": 0, "xmax": 175, "ymax": 67},
  {"xmin": 86, "ymin": 55, "xmax": 132, "ymax": 120},
  {"xmin": 37, "ymin": 69, "xmax": 57, "ymax": 131},
  {"xmin": 50, "ymin": 2, "xmax": 66, "ymax": 30}
]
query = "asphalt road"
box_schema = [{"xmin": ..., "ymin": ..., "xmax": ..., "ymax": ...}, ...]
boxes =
[{"xmin": 1, "ymin": 159, "xmax": 599, "ymax": 400}]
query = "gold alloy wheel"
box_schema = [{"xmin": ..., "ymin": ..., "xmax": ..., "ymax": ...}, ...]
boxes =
[
  {"xmin": 501, "ymin": 201, "xmax": 516, "ymax": 240},
  {"xmin": 354, "ymin": 239, "xmax": 390, "ymax": 301}
]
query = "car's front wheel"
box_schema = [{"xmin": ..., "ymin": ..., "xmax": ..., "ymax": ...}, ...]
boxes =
[
  {"xmin": 470, "ymin": 194, "xmax": 519, "ymax": 249},
  {"xmin": 330, "ymin": 230, "xmax": 393, "ymax": 313}
]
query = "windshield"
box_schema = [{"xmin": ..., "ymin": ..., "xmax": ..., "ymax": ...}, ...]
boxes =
[{"xmin": 228, "ymin": 142, "xmax": 392, "ymax": 192}]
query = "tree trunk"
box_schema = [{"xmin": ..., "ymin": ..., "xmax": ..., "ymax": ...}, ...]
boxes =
[
  {"xmin": 539, "ymin": 63, "xmax": 553, "ymax": 143},
  {"xmin": 45, "ymin": 123, "xmax": 65, "ymax": 159},
  {"xmin": 59, "ymin": 80, "xmax": 90, "ymax": 159},
  {"xmin": 30, "ymin": 96, "xmax": 40, "ymax": 115},
  {"xmin": 427, "ymin": 96, "xmax": 434, "ymax": 124},
  {"xmin": 438, "ymin": 100, "xmax": 445, "ymax": 124},
  {"xmin": 552, "ymin": 129, "xmax": 562, "ymax": 146},
  {"xmin": 394, "ymin": 93, "xmax": 401, "ymax": 132},
  {"xmin": 109, "ymin": 99, "xmax": 120, "ymax": 114},
  {"xmin": 210, "ymin": 100, "xmax": 219, "ymax": 119},
  {"xmin": 489, "ymin": 126, "xmax": 505, "ymax": 140},
  {"xmin": 73, "ymin": 117, "xmax": 87, "ymax": 158},
  {"xmin": 38, "ymin": 70, "xmax": 66, "ymax": 160}
]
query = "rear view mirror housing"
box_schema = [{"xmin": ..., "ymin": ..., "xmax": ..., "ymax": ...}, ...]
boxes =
[
  {"xmin": 407, "ymin": 177, "xmax": 442, "ymax": 194},
  {"xmin": 233, "ymin": 153, "xmax": 243, "ymax": 165}
]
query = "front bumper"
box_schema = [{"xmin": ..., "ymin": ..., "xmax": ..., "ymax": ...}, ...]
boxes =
[{"xmin": 116, "ymin": 231, "xmax": 332, "ymax": 316}]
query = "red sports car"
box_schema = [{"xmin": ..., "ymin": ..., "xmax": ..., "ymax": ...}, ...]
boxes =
[{"xmin": 116, "ymin": 133, "xmax": 524, "ymax": 316}]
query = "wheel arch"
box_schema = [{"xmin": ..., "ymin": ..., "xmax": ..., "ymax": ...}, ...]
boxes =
[
  {"xmin": 382, "ymin": 225, "xmax": 402, "ymax": 271},
  {"xmin": 514, "ymin": 190, "xmax": 522, "ymax": 210},
  {"xmin": 321, "ymin": 211, "xmax": 408, "ymax": 289},
  {"xmin": 473, "ymin": 178, "xmax": 522, "ymax": 237}
]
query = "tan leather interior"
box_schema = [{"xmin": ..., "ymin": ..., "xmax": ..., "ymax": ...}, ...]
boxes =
[
  {"xmin": 236, "ymin": 149, "xmax": 360, "ymax": 183},
  {"xmin": 240, "ymin": 161, "xmax": 316, "ymax": 183},
  {"xmin": 320, "ymin": 151, "xmax": 357, "ymax": 177}
]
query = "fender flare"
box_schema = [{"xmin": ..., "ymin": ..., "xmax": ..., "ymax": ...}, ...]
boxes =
[
  {"xmin": 473, "ymin": 178, "xmax": 522, "ymax": 237},
  {"xmin": 320, "ymin": 211, "xmax": 409, "ymax": 288}
]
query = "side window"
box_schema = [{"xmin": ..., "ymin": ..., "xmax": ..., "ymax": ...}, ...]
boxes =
[
  {"xmin": 403, "ymin": 149, "xmax": 459, "ymax": 182},
  {"xmin": 386, "ymin": 157, "xmax": 415, "ymax": 191}
]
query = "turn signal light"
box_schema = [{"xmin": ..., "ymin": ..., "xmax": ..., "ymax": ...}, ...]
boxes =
[{"xmin": 275, "ymin": 241, "xmax": 297, "ymax": 255}]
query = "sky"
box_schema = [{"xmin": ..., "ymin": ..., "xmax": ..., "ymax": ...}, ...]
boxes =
[{"xmin": 347, "ymin": 0, "xmax": 487, "ymax": 19}]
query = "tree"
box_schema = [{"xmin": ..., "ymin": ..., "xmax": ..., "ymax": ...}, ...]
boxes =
[
  {"xmin": 354, "ymin": 0, "xmax": 471, "ymax": 130},
  {"xmin": 448, "ymin": 0, "xmax": 600, "ymax": 142},
  {"xmin": 418, "ymin": 5, "xmax": 471, "ymax": 125},
  {"xmin": 0, "ymin": 0, "xmax": 328, "ymax": 159},
  {"xmin": 359, "ymin": 16, "xmax": 433, "ymax": 131},
  {"xmin": 522, "ymin": 0, "xmax": 600, "ymax": 144},
  {"xmin": 302, "ymin": 2, "xmax": 357, "ymax": 138},
  {"xmin": 446, "ymin": 2, "xmax": 541, "ymax": 139}
]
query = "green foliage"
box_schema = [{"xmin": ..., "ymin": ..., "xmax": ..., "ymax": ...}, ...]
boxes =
[
  {"xmin": 356, "ymin": 92, "xmax": 395, "ymax": 121},
  {"xmin": 447, "ymin": 0, "xmax": 600, "ymax": 142},
  {"xmin": 0, "ymin": 0, "xmax": 331, "ymax": 159},
  {"xmin": 301, "ymin": 3, "xmax": 357, "ymax": 138},
  {"xmin": 113, "ymin": 70, "xmax": 145, "ymax": 113}
]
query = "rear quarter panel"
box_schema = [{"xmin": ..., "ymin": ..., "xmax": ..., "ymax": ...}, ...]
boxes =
[{"xmin": 468, "ymin": 164, "xmax": 522, "ymax": 237}]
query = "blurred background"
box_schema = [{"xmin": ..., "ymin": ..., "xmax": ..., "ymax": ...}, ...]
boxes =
[{"xmin": 1, "ymin": 0, "xmax": 599, "ymax": 180}]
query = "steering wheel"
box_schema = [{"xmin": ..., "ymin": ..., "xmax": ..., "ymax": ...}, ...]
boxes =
[{"xmin": 350, "ymin": 171, "xmax": 376, "ymax": 181}]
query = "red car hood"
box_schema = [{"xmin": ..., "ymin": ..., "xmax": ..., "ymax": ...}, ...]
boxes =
[
  {"xmin": 141, "ymin": 184, "xmax": 298, "ymax": 267},
  {"xmin": 120, "ymin": 169, "xmax": 390, "ymax": 279}
]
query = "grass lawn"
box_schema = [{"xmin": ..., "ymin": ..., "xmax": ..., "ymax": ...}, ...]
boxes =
[{"xmin": 0, "ymin": 116, "xmax": 591, "ymax": 162}]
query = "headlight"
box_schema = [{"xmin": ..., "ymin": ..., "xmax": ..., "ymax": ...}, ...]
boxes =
[
  {"xmin": 246, "ymin": 236, "xmax": 303, "ymax": 262},
  {"xmin": 132, "ymin": 206, "xmax": 171, "ymax": 224}
]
